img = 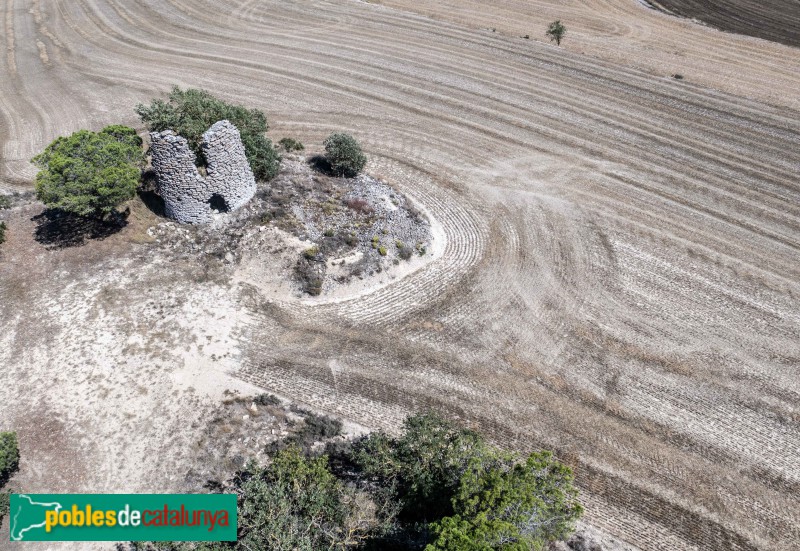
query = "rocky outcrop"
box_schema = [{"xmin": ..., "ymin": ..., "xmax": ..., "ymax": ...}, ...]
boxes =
[{"xmin": 150, "ymin": 120, "xmax": 256, "ymax": 224}]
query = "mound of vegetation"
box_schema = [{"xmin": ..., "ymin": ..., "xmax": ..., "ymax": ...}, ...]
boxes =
[
  {"xmin": 133, "ymin": 412, "xmax": 581, "ymax": 551},
  {"xmin": 258, "ymin": 157, "xmax": 429, "ymax": 295},
  {"xmin": 32, "ymin": 125, "xmax": 144, "ymax": 218},
  {"xmin": 136, "ymin": 87, "xmax": 280, "ymax": 181}
]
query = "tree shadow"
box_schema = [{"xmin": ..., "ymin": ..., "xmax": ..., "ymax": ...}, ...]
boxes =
[
  {"xmin": 33, "ymin": 208, "xmax": 128, "ymax": 249},
  {"xmin": 137, "ymin": 168, "xmax": 166, "ymax": 217},
  {"xmin": 308, "ymin": 154, "xmax": 334, "ymax": 176}
]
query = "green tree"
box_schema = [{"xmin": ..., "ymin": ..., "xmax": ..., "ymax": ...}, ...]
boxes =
[
  {"xmin": 350, "ymin": 412, "xmax": 486, "ymax": 523},
  {"xmin": 237, "ymin": 447, "xmax": 357, "ymax": 550},
  {"xmin": 546, "ymin": 21, "xmax": 566, "ymax": 46},
  {"xmin": 426, "ymin": 451, "xmax": 582, "ymax": 551},
  {"xmin": 136, "ymin": 87, "xmax": 280, "ymax": 180},
  {"xmin": 0, "ymin": 432, "xmax": 18, "ymax": 485},
  {"xmin": 323, "ymin": 133, "xmax": 367, "ymax": 177},
  {"xmin": 0, "ymin": 431, "xmax": 20, "ymax": 526},
  {"xmin": 32, "ymin": 126, "xmax": 143, "ymax": 218}
]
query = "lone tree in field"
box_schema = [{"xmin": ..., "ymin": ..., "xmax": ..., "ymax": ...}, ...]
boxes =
[
  {"xmin": 136, "ymin": 87, "xmax": 281, "ymax": 181},
  {"xmin": 323, "ymin": 133, "xmax": 367, "ymax": 177},
  {"xmin": 32, "ymin": 125, "xmax": 144, "ymax": 219},
  {"xmin": 546, "ymin": 20, "xmax": 567, "ymax": 46}
]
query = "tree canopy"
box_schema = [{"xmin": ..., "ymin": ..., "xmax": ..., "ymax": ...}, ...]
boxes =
[
  {"xmin": 324, "ymin": 133, "xmax": 367, "ymax": 177},
  {"xmin": 426, "ymin": 450, "xmax": 583, "ymax": 550},
  {"xmin": 350, "ymin": 412, "xmax": 485, "ymax": 523},
  {"xmin": 132, "ymin": 412, "xmax": 582, "ymax": 551},
  {"xmin": 0, "ymin": 431, "xmax": 19, "ymax": 487},
  {"xmin": 32, "ymin": 125, "xmax": 144, "ymax": 218},
  {"xmin": 236, "ymin": 448, "xmax": 357, "ymax": 551},
  {"xmin": 546, "ymin": 21, "xmax": 567, "ymax": 46},
  {"xmin": 136, "ymin": 87, "xmax": 280, "ymax": 180}
]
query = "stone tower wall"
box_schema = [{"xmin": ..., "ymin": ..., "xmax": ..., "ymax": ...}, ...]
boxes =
[{"xmin": 150, "ymin": 120, "xmax": 256, "ymax": 224}]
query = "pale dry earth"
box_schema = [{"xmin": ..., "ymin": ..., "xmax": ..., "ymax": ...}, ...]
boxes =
[{"xmin": 0, "ymin": 1, "xmax": 799, "ymax": 551}]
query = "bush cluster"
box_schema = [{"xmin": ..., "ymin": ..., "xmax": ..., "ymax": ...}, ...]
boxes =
[
  {"xmin": 267, "ymin": 411, "xmax": 343, "ymax": 456},
  {"xmin": 135, "ymin": 413, "xmax": 581, "ymax": 551},
  {"xmin": 136, "ymin": 87, "xmax": 280, "ymax": 181},
  {"xmin": 344, "ymin": 413, "xmax": 582, "ymax": 550},
  {"xmin": 279, "ymin": 137, "xmax": 305, "ymax": 152},
  {"xmin": 295, "ymin": 255, "xmax": 325, "ymax": 296},
  {"xmin": 0, "ymin": 222, "xmax": 6, "ymax": 245}
]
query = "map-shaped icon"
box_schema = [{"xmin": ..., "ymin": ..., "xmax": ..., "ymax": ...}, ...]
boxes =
[{"xmin": 9, "ymin": 494, "xmax": 63, "ymax": 541}]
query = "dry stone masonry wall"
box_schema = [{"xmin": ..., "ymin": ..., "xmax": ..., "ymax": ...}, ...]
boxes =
[{"xmin": 150, "ymin": 120, "xmax": 256, "ymax": 224}]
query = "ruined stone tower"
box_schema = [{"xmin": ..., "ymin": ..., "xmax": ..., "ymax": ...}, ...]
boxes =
[{"xmin": 149, "ymin": 120, "xmax": 256, "ymax": 224}]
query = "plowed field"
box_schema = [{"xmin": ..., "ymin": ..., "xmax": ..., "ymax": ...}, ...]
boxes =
[{"xmin": 1, "ymin": 1, "xmax": 798, "ymax": 550}]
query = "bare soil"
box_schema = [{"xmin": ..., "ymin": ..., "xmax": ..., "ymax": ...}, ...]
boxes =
[
  {"xmin": 646, "ymin": 0, "xmax": 800, "ymax": 48},
  {"xmin": 1, "ymin": 1, "xmax": 799, "ymax": 551}
]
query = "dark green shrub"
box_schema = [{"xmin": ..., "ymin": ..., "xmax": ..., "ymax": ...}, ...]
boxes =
[
  {"xmin": 295, "ymin": 255, "xmax": 325, "ymax": 295},
  {"xmin": 136, "ymin": 87, "xmax": 280, "ymax": 181},
  {"xmin": 0, "ymin": 431, "xmax": 20, "ymax": 486},
  {"xmin": 0, "ymin": 222, "xmax": 6, "ymax": 245},
  {"xmin": 324, "ymin": 133, "xmax": 367, "ymax": 177},
  {"xmin": 32, "ymin": 126, "xmax": 144, "ymax": 218},
  {"xmin": 279, "ymin": 137, "xmax": 305, "ymax": 152},
  {"xmin": 0, "ymin": 195, "xmax": 10, "ymax": 209},
  {"xmin": 254, "ymin": 393, "xmax": 281, "ymax": 407},
  {"xmin": 303, "ymin": 413, "xmax": 342, "ymax": 440}
]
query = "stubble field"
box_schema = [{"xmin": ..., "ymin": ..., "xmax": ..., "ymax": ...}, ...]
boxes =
[{"xmin": 0, "ymin": 1, "xmax": 798, "ymax": 550}]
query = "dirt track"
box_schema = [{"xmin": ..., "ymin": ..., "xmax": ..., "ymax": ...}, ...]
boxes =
[{"xmin": 1, "ymin": 1, "xmax": 799, "ymax": 550}]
